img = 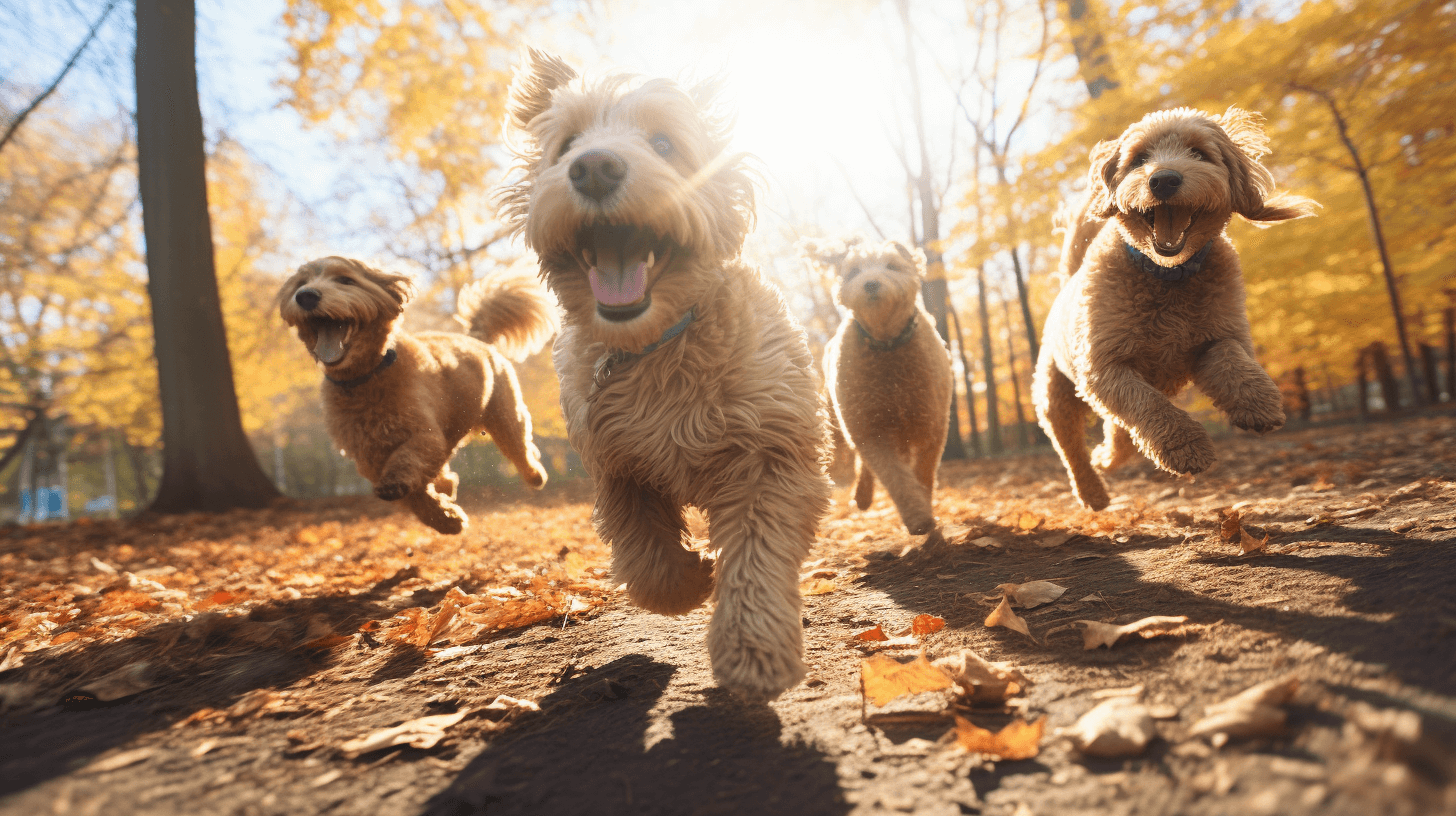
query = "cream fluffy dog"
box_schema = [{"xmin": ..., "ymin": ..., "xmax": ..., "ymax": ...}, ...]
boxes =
[
  {"xmin": 499, "ymin": 50, "xmax": 831, "ymax": 699},
  {"xmin": 801, "ymin": 237, "xmax": 952, "ymax": 535},
  {"xmin": 277, "ymin": 257, "xmax": 556, "ymax": 533},
  {"xmin": 1034, "ymin": 108, "xmax": 1317, "ymax": 510}
]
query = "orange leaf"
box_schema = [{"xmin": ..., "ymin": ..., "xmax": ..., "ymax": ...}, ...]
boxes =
[
  {"xmin": 911, "ymin": 614, "xmax": 945, "ymax": 636},
  {"xmin": 861, "ymin": 653, "xmax": 953, "ymax": 706},
  {"xmin": 51, "ymin": 631, "xmax": 80, "ymax": 645},
  {"xmin": 1017, "ymin": 512, "xmax": 1043, "ymax": 531},
  {"xmin": 953, "ymin": 715, "xmax": 1045, "ymax": 760},
  {"xmin": 854, "ymin": 625, "xmax": 889, "ymax": 641},
  {"xmin": 800, "ymin": 578, "xmax": 837, "ymax": 596},
  {"xmin": 985, "ymin": 596, "xmax": 1031, "ymax": 639}
]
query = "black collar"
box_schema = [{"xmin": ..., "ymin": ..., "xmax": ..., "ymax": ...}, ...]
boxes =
[
  {"xmin": 327, "ymin": 347, "xmax": 396, "ymax": 389},
  {"xmin": 1124, "ymin": 240, "xmax": 1215, "ymax": 283},
  {"xmin": 592, "ymin": 308, "xmax": 697, "ymax": 392},
  {"xmin": 854, "ymin": 314, "xmax": 917, "ymax": 352}
]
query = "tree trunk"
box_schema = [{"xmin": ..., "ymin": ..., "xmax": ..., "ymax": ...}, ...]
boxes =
[
  {"xmin": 948, "ymin": 305, "xmax": 982, "ymax": 457},
  {"xmin": 135, "ymin": 0, "xmax": 279, "ymax": 512},
  {"xmin": 1444, "ymin": 305, "xmax": 1455, "ymax": 402},
  {"xmin": 1355, "ymin": 349, "xmax": 1369, "ymax": 421},
  {"xmin": 976, "ymin": 267, "xmax": 1003, "ymax": 454},
  {"xmin": 1419, "ymin": 343, "xmax": 1439, "ymax": 405},
  {"xmin": 1304, "ymin": 87, "xmax": 1424, "ymax": 405},
  {"xmin": 1056, "ymin": 0, "xmax": 1121, "ymax": 99},
  {"xmin": 896, "ymin": 0, "xmax": 964, "ymax": 461},
  {"xmin": 1368, "ymin": 342, "xmax": 1400, "ymax": 413},
  {"xmin": 1000, "ymin": 299, "xmax": 1030, "ymax": 448},
  {"xmin": 119, "ymin": 433, "xmax": 154, "ymax": 509}
]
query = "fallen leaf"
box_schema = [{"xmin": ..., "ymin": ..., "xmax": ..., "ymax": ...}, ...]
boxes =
[
  {"xmin": 998, "ymin": 581, "xmax": 1067, "ymax": 609},
  {"xmin": 1239, "ymin": 527, "xmax": 1269, "ymax": 555},
  {"xmin": 1066, "ymin": 697, "xmax": 1156, "ymax": 757},
  {"xmin": 933, "ymin": 649, "xmax": 1030, "ymax": 706},
  {"xmin": 968, "ymin": 536, "xmax": 1005, "ymax": 549},
  {"xmin": 854, "ymin": 625, "xmax": 890, "ymax": 642},
  {"xmin": 1036, "ymin": 532, "xmax": 1072, "ymax": 549},
  {"xmin": 1077, "ymin": 616, "xmax": 1189, "ymax": 650},
  {"xmin": 1219, "ymin": 510, "xmax": 1242, "ymax": 542},
  {"xmin": 860, "ymin": 653, "xmax": 953, "ymax": 706},
  {"xmin": 1187, "ymin": 675, "xmax": 1299, "ymax": 741},
  {"xmin": 1017, "ymin": 512, "xmax": 1043, "ymax": 531},
  {"xmin": 339, "ymin": 708, "xmax": 470, "ymax": 757},
  {"xmin": 481, "ymin": 694, "xmax": 541, "ymax": 720},
  {"xmin": 64, "ymin": 662, "xmax": 156, "ymax": 704},
  {"xmin": 985, "ymin": 596, "xmax": 1032, "ymax": 639},
  {"xmin": 800, "ymin": 578, "xmax": 837, "ymax": 596},
  {"xmin": 50, "ymin": 631, "xmax": 80, "ymax": 645},
  {"xmin": 910, "ymin": 614, "xmax": 945, "ymax": 636},
  {"xmin": 84, "ymin": 747, "xmax": 155, "ymax": 773},
  {"xmin": 954, "ymin": 716, "xmax": 1045, "ymax": 760}
]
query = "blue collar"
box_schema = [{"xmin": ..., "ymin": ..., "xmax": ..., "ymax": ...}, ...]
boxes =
[
  {"xmin": 592, "ymin": 308, "xmax": 696, "ymax": 391},
  {"xmin": 854, "ymin": 314, "xmax": 917, "ymax": 352},
  {"xmin": 327, "ymin": 347, "xmax": 396, "ymax": 389},
  {"xmin": 1125, "ymin": 240, "xmax": 1214, "ymax": 283}
]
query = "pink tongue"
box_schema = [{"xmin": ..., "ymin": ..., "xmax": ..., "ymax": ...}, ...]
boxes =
[{"xmin": 588, "ymin": 262, "xmax": 648, "ymax": 306}]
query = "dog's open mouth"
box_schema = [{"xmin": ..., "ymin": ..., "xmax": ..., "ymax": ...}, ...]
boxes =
[
  {"xmin": 1139, "ymin": 205, "xmax": 1197, "ymax": 257},
  {"xmin": 309, "ymin": 318, "xmax": 353, "ymax": 365},
  {"xmin": 575, "ymin": 224, "xmax": 675, "ymax": 322}
]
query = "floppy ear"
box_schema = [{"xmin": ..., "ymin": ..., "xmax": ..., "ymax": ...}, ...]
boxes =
[
  {"xmin": 889, "ymin": 241, "xmax": 928, "ymax": 276},
  {"xmin": 1211, "ymin": 107, "xmax": 1320, "ymax": 225},
  {"xmin": 796, "ymin": 237, "xmax": 850, "ymax": 269},
  {"xmin": 506, "ymin": 48, "xmax": 577, "ymax": 133},
  {"xmin": 1086, "ymin": 138, "xmax": 1121, "ymax": 218},
  {"xmin": 351, "ymin": 259, "xmax": 416, "ymax": 308}
]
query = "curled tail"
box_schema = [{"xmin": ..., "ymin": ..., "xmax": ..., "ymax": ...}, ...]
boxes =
[{"xmin": 454, "ymin": 271, "xmax": 559, "ymax": 362}]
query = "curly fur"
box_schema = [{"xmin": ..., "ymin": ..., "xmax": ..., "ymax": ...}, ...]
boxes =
[
  {"xmin": 1034, "ymin": 108, "xmax": 1317, "ymax": 511},
  {"xmin": 499, "ymin": 49, "xmax": 831, "ymax": 700},
  {"xmin": 277, "ymin": 256, "xmax": 554, "ymax": 533},
  {"xmin": 801, "ymin": 237, "xmax": 952, "ymax": 535}
]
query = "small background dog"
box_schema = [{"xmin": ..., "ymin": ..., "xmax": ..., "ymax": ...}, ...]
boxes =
[
  {"xmin": 1034, "ymin": 107, "xmax": 1317, "ymax": 510},
  {"xmin": 500, "ymin": 49, "xmax": 831, "ymax": 699},
  {"xmin": 277, "ymin": 256, "xmax": 557, "ymax": 533},
  {"xmin": 800, "ymin": 237, "xmax": 952, "ymax": 535}
]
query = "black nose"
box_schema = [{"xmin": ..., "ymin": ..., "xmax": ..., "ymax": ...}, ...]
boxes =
[
  {"xmin": 295, "ymin": 288, "xmax": 321, "ymax": 311},
  {"xmin": 569, "ymin": 149, "xmax": 626, "ymax": 201},
  {"xmin": 1149, "ymin": 169, "xmax": 1183, "ymax": 200},
  {"xmin": 863, "ymin": 280, "xmax": 881, "ymax": 297}
]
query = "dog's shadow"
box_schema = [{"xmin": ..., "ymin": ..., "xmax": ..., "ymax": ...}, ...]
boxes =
[{"xmin": 423, "ymin": 656, "xmax": 849, "ymax": 816}]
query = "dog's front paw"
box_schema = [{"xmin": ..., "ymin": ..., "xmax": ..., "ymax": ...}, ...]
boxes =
[
  {"xmin": 425, "ymin": 512, "xmax": 466, "ymax": 536},
  {"xmin": 1228, "ymin": 404, "xmax": 1285, "ymax": 434},
  {"xmin": 904, "ymin": 513, "xmax": 937, "ymax": 536},
  {"xmin": 374, "ymin": 481, "xmax": 410, "ymax": 501},
  {"xmin": 1156, "ymin": 432, "xmax": 1216, "ymax": 475}
]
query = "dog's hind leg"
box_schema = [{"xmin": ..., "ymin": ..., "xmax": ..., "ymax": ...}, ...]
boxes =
[
  {"xmin": 1034, "ymin": 358, "xmax": 1111, "ymax": 511},
  {"xmin": 404, "ymin": 485, "xmax": 467, "ymax": 535},
  {"xmin": 856, "ymin": 444, "xmax": 935, "ymax": 535},
  {"xmin": 596, "ymin": 476, "xmax": 713, "ymax": 616},
  {"xmin": 479, "ymin": 360, "xmax": 548, "ymax": 489},
  {"xmin": 1192, "ymin": 339, "xmax": 1286, "ymax": 434},
  {"xmin": 704, "ymin": 459, "xmax": 829, "ymax": 700},
  {"xmin": 1091, "ymin": 419, "xmax": 1137, "ymax": 472},
  {"xmin": 853, "ymin": 460, "xmax": 875, "ymax": 510}
]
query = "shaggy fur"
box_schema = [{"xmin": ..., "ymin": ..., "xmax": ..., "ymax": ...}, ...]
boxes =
[
  {"xmin": 276, "ymin": 256, "xmax": 557, "ymax": 533},
  {"xmin": 801, "ymin": 237, "xmax": 952, "ymax": 535},
  {"xmin": 500, "ymin": 49, "xmax": 831, "ymax": 700},
  {"xmin": 1034, "ymin": 108, "xmax": 1317, "ymax": 510}
]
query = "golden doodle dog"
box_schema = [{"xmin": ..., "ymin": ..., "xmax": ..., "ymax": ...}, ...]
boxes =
[
  {"xmin": 499, "ymin": 49, "xmax": 831, "ymax": 699},
  {"xmin": 277, "ymin": 257, "xmax": 556, "ymax": 533},
  {"xmin": 1034, "ymin": 107, "xmax": 1317, "ymax": 511},
  {"xmin": 800, "ymin": 237, "xmax": 952, "ymax": 535}
]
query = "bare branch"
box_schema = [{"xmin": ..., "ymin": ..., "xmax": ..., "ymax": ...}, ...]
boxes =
[{"xmin": 0, "ymin": 0, "xmax": 120, "ymax": 155}]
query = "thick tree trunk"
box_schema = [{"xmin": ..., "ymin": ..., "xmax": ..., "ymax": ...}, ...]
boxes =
[
  {"xmin": 976, "ymin": 267, "xmax": 1003, "ymax": 454},
  {"xmin": 1368, "ymin": 342, "xmax": 1401, "ymax": 413},
  {"xmin": 135, "ymin": 0, "xmax": 278, "ymax": 512},
  {"xmin": 1419, "ymin": 343, "xmax": 1439, "ymax": 405}
]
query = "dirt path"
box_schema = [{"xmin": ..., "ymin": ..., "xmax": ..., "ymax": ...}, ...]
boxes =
[{"xmin": 2, "ymin": 414, "xmax": 1455, "ymax": 815}]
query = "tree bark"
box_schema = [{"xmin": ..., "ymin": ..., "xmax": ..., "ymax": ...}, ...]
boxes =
[
  {"xmin": 1355, "ymin": 349, "xmax": 1369, "ymax": 421},
  {"xmin": 948, "ymin": 305, "xmax": 982, "ymax": 457},
  {"xmin": 135, "ymin": 0, "xmax": 279, "ymax": 512},
  {"xmin": 1298, "ymin": 86, "xmax": 1424, "ymax": 405},
  {"xmin": 1000, "ymin": 299, "xmax": 1030, "ymax": 448},
  {"xmin": 976, "ymin": 266, "xmax": 1003, "ymax": 454},
  {"xmin": 1444, "ymin": 305, "xmax": 1455, "ymax": 402}
]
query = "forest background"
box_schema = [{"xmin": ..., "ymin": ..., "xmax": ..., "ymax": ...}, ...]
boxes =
[{"xmin": 1, "ymin": 0, "xmax": 1453, "ymax": 519}]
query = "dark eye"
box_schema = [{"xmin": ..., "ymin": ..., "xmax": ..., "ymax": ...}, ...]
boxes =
[
  {"xmin": 336, "ymin": 277, "xmax": 355, "ymax": 285},
  {"xmin": 1129, "ymin": 152, "xmax": 1148, "ymax": 169},
  {"xmin": 1189, "ymin": 149, "xmax": 1204, "ymax": 161},
  {"xmin": 844, "ymin": 266, "xmax": 862, "ymax": 280},
  {"xmin": 649, "ymin": 134, "xmax": 673, "ymax": 157},
  {"xmin": 558, "ymin": 134, "xmax": 577, "ymax": 161}
]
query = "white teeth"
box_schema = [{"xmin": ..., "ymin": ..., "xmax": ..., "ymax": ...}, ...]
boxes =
[{"xmin": 646, "ymin": 250, "xmax": 655, "ymax": 269}]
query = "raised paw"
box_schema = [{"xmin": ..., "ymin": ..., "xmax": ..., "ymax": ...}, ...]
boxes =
[
  {"xmin": 425, "ymin": 512, "xmax": 465, "ymax": 535},
  {"xmin": 374, "ymin": 481, "xmax": 410, "ymax": 501},
  {"xmin": 522, "ymin": 465, "xmax": 547, "ymax": 490},
  {"xmin": 1227, "ymin": 404, "xmax": 1286, "ymax": 434},
  {"xmin": 1156, "ymin": 433, "xmax": 1217, "ymax": 475},
  {"xmin": 1072, "ymin": 478, "xmax": 1111, "ymax": 512},
  {"xmin": 904, "ymin": 512, "xmax": 937, "ymax": 536}
]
